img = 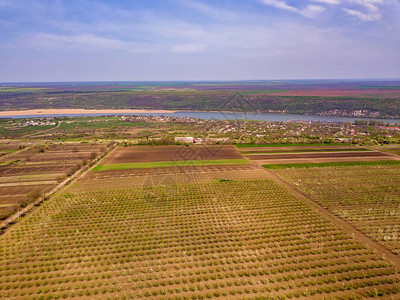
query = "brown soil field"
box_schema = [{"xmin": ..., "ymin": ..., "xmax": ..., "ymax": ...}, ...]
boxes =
[
  {"xmin": 368, "ymin": 144, "xmax": 400, "ymax": 156},
  {"xmin": 267, "ymin": 89, "xmax": 400, "ymax": 98},
  {"xmin": 25, "ymin": 154, "xmax": 89, "ymax": 162},
  {"xmin": 246, "ymin": 151, "xmax": 391, "ymax": 160},
  {"xmin": 0, "ymin": 165, "xmax": 73, "ymax": 176},
  {"xmin": 0, "ymin": 144, "xmax": 103, "ymax": 163},
  {"xmin": 240, "ymin": 146, "xmax": 366, "ymax": 154},
  {"xmin": 0, "ymin": 173, "xmax": 64, "ymax": 183},
  {"xmin": 0, "ymin": 180, "xmax": 57, "ymax": 187},
  {"xmin": 0, "ymin": 184, "xmax": 53, "ymax": 196},
  {"xmin": 101, "ymin": 145, "xmax": 243, "ymax": 164},
  {"xmin": 86, "ymin": 163, "xmax": 258, "ymax": 180},
  {"xmin": 0, "ymin": 142, "xmax": 106, "ymax": 220},
  {"xmin": 255, "ymin": 156, "xmax": 399, "ymax": 165},
  {"xmin": 0, "ymin": 195, "xmax": 27, "ymax": 204},
  {"xmin": 0, "ymin": 184, "xmax": 54, "ymax": 219},
  {"xmin": 0, "ymin": 144, "xmax": 20, "ymax": 151}
]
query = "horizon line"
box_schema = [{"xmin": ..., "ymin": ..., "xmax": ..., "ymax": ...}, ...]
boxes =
[{"xmin": 1, "ymin": 78, "xmax": 400, "ymax": 85}]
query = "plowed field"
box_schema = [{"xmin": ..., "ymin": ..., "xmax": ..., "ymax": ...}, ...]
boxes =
[
  {"xmin": 0, "ymin": 142, "xmax": 104, "ymax": 220},
  {"xmin": 101, "ymin": 145, "xmax": 243, "ymax": 164}
]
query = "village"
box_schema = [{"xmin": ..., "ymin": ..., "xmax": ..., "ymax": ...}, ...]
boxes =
[
  {"xmin": 3, "ymin": 118, "xmax": 57, "ymax": 130},
  {"xmin": 1, "ymin": 114, "xmax": 399, "ymax": 145},
  {"xmin": 119, "ymin": 115, "xmax": 400, "ymax": 145}
]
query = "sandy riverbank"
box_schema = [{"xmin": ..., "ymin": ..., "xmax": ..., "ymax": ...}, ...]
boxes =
[{"xmin": 0, "ymin": 109, "xmax": 176, "ymax": 116}]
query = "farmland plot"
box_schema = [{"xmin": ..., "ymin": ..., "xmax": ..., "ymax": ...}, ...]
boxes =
[
  {"xmin": 71, "ymin": 166, "xmax": 269, "ymax": 193},
  {"xmin": 241, "ymin": 145, "xmax": 397, "ymax": 165},
  {"xmin": 246, "ymin": 151, "xmax": 395, "ymax": 165},
  {"xmin": 84, "ymin": 145, "xmax": 252, "ymax": 188},
  {"xmin": 101, "ymin": 145, "xmax": 243, "ymax": 165},
  {"xmin": 238, "ymin": 145, "xmax": 371, "ymax": 155},
  {"xmin": 1, "ymin": 144, "xmax": 400, "ymax": 299},
  {"xmin": 1, "ymin": 177, "xmax": 400, "ymax": 299},
  {"xmin": 0, "ymin": 142, "xmax": 106, "ymax": 220},
  {"xmin": 0, "ymin": 142, "xmax": 22, "ymax": 158},
  {"xmin": 272, "ymin": 165, "xmax": 400, "ymax": 255}
]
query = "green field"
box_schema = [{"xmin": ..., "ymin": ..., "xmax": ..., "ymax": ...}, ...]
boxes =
[
  {"xmin": 262, "ymin": 160, "xmax": 400, "ymax": 169},
  {"xmin": 0, "ymin": 87, "xmax": 47, "ymax": 93},
  {"xmin": 92, "ymin": 159, "xmax": 250, "ymax": 171}
]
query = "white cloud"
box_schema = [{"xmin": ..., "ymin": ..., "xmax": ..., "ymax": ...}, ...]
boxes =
[
  {"xmin": 25, "ymin": 33, "xmax": 158, "ymax": 53},
  {"xmin": 176, "ymin": 0, "xmax": 239, "ymax": 21},
  {"xmin": 342, "ymin": 7, "xmax": 382, "ymax": 20},
  {"xmin": 343, "ymin": 0, "xmax": 385, "ymax": 21},
  {"xmin": 302, "ymin": 5, "xmax": 327, "ymax": 18},
  {"xmin": 311, "ymin": 0, "xmax": 341, "ymax": 4},
  {"xmin": 259, "ymin": 0, "xmax": 298, "ymax": 12},
  {"xmin": 349, "ymin": 0, "xmax": 384, "ymax": 13},
  {"xmin": 259, "ymin": 0, "xmax": 325, "ymax": 18}
]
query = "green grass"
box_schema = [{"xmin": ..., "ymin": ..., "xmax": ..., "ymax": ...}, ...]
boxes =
[
  {"xmin": 0, "ymin": 87, "xmax": 47, "ymax": 93},
  {"xmin": 0, "ymin": 125, "xmax": 55, "ymax": 139},
  {"xmin": 92, "ymin": 159, "xmax": 250, "ymax": 171},
  {"xmin": 236, "ymin": 143, "xmax": 340, "ymax": 148},
  {"xmin": 0, "ymin": 149, "xmax": 17, "ymax": 153},
  {"xmin": 263, "ymin": 160, "xmax": 400, "ymax": 169},
  {"xmin": 0, "ymin": 160, "xmax": 20, "ymax": 166}
]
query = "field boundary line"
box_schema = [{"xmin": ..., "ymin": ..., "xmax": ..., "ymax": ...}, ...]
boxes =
[
  {"xmin": 0, "ymin": 143, "xmax": 117, "ymax": 232},
  {"xmin": 260, "ymin": 166, "xmax": 400, "ymax": 270}
]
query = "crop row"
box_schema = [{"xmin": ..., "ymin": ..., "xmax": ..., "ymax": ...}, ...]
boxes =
[
  {"xmin": 273, "ymin": 165, "xmax": 400, "ymax": 254},
  {"xmin": 1, "ymin": 177, "xmax": 399, "ymax": 299},
  {"xmin": 72, "ymin": 169, "xmax": 269, "ymax": 193}
]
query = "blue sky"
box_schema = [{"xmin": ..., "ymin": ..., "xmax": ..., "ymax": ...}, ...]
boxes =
[{"xmin": 0, "ymin": 0, "xmax": 399, "ymax": 82}]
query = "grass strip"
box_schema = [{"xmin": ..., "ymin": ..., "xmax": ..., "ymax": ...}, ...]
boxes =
[
  {"xmin": 0, "ymin": 160, "xmax": 20, "ymax": 165},
  {"xmin": 263, "ymin": 160, "xmax": 400, "ymax": 169},
  {"xmin": 92, "ymin": 159, "xmax": 249, "ymax": 171},
  {"xmin": 236, "ymin": 143, "xmax": 341, "ymax": 148}
]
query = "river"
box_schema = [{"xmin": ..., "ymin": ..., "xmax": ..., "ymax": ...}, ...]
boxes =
[{"xmin": 1, "ymin": 111, "xmax": 400, "ymax": 124}]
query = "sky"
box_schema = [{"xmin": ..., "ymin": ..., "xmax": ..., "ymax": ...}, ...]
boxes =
[{"xmin": 0, "ymin": 0, "xmax": 399, "ymax": 82}]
